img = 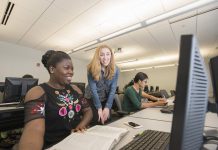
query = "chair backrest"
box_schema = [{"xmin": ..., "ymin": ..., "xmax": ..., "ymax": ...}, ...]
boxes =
[
  {"xmin": 114, "ymin": 94, "xmax": 124, "ymax": 111},
  {"xmin": 170, "ymin": 90, "xmax": 176, "ymax": 97},
  {"xmin": 155, "ymin": 86, "xmax": 159, "ymax": 92},
  {"xmin": 150, "ymin": 86, "xmax": 154, "ymax": 92},
  {"xmin": 160, "ymin": 90, "xmax": 170, "ymax": 98}
]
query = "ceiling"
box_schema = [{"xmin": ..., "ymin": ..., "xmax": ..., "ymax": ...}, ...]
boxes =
[{"xmin": 0, "ymin": 0, "xmax": 218, "ymax": 70}]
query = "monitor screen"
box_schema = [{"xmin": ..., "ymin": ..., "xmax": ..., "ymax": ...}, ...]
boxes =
[
  {"xmin": 209, "ymin": 56, "xmax": 218, "ymax": 114},
  {"xmin": 71, "ymin": 82, "xmax": 85, "ymax": 96},
  {"xmin": 3, "ymin": 77, "xmax": 38, "ymax": 103},
  {"xmin": 169, "ymin": 35, "xmax": 209, "ymax": 150}
]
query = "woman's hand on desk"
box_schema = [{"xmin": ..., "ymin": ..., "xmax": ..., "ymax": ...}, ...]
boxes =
[
  {"xmin": 72, "ymin": 126, "xmax": 87, "ymax": 133},
  {"xmin": 156, "ymin": 100, "xmax": 168, "ymax": 106}
]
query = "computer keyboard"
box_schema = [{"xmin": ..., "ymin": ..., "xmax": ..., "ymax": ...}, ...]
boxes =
[
  {"xmin": 120, "ymin": 130, "xmax": 170, "ymax": 150},
  {"xmin": 160, "ymin": 105, "xmax": 174, "ymax": 114}
]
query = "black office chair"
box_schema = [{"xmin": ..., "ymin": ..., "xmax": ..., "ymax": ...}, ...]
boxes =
[
  {"xmin": 144, "ymin": 85, "xmax": 149, "ymax": 93},
  {"xmin": 155, "ymin": 86, "xmax": 159, "ymax": 92},
  {"xmin": 170, "ymin": 90, "xmax": 176, "ymax": 97},
  {"xmin": 114, "ymin": 94, "xmax": 129, "ymax": 117},
  {"xmin": 160, "ymin": 90, "xmax": 170, "ymax": 99},
  {"xmin": 150, "ymin": 86, "xmax": 154, "ymax": 92}
]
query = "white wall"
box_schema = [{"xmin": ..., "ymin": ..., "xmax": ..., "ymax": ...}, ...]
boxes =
[
  {"xmin": 70, "ymin": 56, "xmax": 89, "ymax": 84},
  {"xmin": 0, "ymin": 41, "xmax": 48, "ymax": 83},
  {"xmin": 0, "ymin": 41, "xmax": 88, "ymax": 84}
]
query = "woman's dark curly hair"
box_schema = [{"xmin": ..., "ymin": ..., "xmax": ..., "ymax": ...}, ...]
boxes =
[{"xmin": 41, "ymin": 50, "xmax": 71, "ymax": 73}]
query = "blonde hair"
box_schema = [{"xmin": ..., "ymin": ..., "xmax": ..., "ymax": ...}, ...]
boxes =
[{"xmin": 88, "ymin": 45, "xmax": 115, "ymax": 81}]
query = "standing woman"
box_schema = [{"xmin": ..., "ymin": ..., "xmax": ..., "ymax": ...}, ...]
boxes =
[
  {"xmin": 85, "ymin": 45, "xmax": 119, "ymax": 125},
  {"xmin": 19, "ymin": 50, "xmax": 92, "ymax": 150}
]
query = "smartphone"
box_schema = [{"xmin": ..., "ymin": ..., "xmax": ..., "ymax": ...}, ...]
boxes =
[{"xmin": 124, "ymin": 122, "xmax": 143, "ymax": 129}]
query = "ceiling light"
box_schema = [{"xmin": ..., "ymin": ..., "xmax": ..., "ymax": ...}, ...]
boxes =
[
  {"xmin": 145, "ymin": 0, "xmax": 216, "ymax": 25},
  {"xmin": 116, "ymin": 59, "xmax": 138, "ymax": 64},
  {"xmin": 66, "ymin": 50, "xmax": 72, "ymax": 54},
  {"xmin": 154, "ymin": 64, "xmax": 177, "ymax": 68},
  {"xmin": 99, "ymin": 23, "xmax": 142, "ymax": 41},
  {"xmin": 118, "ymin": 55, "xmax": 178, "ymax": 68},
  {"xmin": 120, "ymin": 63, "xmax": 178, "ymax": 72},
  {"xmin": 120, "ymin": 69, "xmax": 135, "ymax": 72},
  {"xmin": 73, "ymin": 40, "xmax": 98, "ymax": 52},
  {"xmin": 135, "ymin": 67, "xmax": 153, "ymax": 70}
]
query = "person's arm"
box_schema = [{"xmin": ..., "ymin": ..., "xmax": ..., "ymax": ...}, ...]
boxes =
[
  {"xmin": 141, "ymin": 101, "xmax": 167, "ymax": 108},
  {"xmin": 19, "ymin": 119, "xmax": 45, "ymax": 150},
  {"xmin": 18, "ymin": 86, "xmax": 45, "ymax": 150},
  {"xmin": 87, "ymin": 73, "xmax": 101, "ymax": 109},
  {"xmin": 141, "ymin": 91, "xmax": 159, "ymax": 101},
  {"xmin": 105, "ymin": 67, "xmax": 120, "ymax": 109},
  {"xmin": 141, "ymin": 91, "xmax": 167, "ymax": 108},
  {"xmin": 73, "ymin": 107, "xmax": 93, "ymax": 132}
]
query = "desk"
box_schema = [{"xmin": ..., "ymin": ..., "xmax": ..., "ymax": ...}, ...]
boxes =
[
  {"xmin": 130, "ymin": 97, "xmax": 218, "ymax": 128},
  {"xmin": 0, "ymin": 106, "xmax": 24, "ymax": 131},
  {"xmin": 108, "ymin": 116, "xmax": 217, "ymax": 150},
  {"xmin": 108, "ymin": 116, "xmax": 172, "ymax": 150}
]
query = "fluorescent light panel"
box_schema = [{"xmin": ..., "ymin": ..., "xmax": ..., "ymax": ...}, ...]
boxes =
[
  {"xmin": 99, "ymin": 23, "xmax": 142, "ymax": 41},
  {"xmin": 73, "ymin": 40, "xmax": 98, "ymax": 52},
  {"xmin": 146, "ymin": 0, "xmax": 216, "ymax": 25},
  {"xmin": 116, "ymin": 59, "xmax": 138, "ymax": 64},
  {"xmin": 121, "ymin": 63, "xmax": 178, "ymax": 72}
]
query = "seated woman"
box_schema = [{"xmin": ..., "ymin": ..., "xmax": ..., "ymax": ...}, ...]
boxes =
[
  {"xmin": 18, "ymin": 50, "xmax": 93, "ymax": 150},
  {"xmin": 122, "ymin": 72, "xmax": 167, "ymax": 113}
]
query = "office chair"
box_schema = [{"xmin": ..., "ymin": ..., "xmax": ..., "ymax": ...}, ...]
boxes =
[
  {"xmin": 144, "ymin": 85, "xmax": 149, "ymax": 93},
  {"xmin": 114, "ymin": 94, "xmax": 129, "ymax": 116},
  {"xmin": 150, "ymin": 86, "xmax": 154, "ymax": 92},
  {"xmin": 170, "ymin": 90, "xmax": 176, "ymax": 97},
  {"xmin": 160, "ymin": 90, "xmax": 170, "ymax": 99},
  {"xmin": 155, "ymin": 86, "xmax": 159, "ymax": 92}
]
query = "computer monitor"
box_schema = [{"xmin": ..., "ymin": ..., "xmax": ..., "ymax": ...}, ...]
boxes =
[
  {"xmin": 71, "ymin": 82, "xmax": 85, "ymax": 96},
  {"xmin": 169, "ymin": 35, "xmax": 209, "ymax": 150},
  {"xmin": 209, "ymin": 56, "xmax": 218, "ymax": 114},
  {"xmin": 3, "ymin": 77, "xmax": 38, "ymax": 103}
]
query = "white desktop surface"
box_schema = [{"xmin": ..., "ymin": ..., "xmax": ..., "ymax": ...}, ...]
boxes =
[
  {"xmin": 130, "ymin": 97, "xmax": 218, "ymax": 128},
  {"xmin": 108, "ymin": 116, "xmax": 172, "ymax": 150},
  {"xmin": 108, "ymin": 116, "xmax": 217, "ymax": 150}
]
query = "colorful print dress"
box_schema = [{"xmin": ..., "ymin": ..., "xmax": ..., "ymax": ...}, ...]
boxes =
[{"xmin": 24, "ymin": 83, "xmax": 90, "ymax": 148}]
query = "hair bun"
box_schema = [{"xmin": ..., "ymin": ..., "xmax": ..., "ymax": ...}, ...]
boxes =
[{"xmin": 41, "ymin": 50, "xmax": 55, "ymax": 68}]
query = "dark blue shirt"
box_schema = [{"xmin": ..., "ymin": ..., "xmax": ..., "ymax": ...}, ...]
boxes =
[{"xmin": 85, "ymin": 67, "xmax": 119, "ymax": 109}]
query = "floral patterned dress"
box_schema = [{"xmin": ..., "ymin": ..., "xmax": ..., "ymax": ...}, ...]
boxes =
[{"xmin": 24, "ymin": 83, "xmax": 90, "ymax": 148}]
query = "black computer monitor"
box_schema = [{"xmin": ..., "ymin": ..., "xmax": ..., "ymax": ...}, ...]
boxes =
[
  {"xmin": 209, "ymin": 56, "xmax": 218, "ymax": 114},
  {"xmin": 169, "ymin": 35, "xmax": 209, "ymax": 150},
  {"xmin": 71, "ymin": 82, "xmax": 85, "ymax": 96},
  {"xmin": 3, "ymin": 77, "xmax": 38, "ymax": 103}
]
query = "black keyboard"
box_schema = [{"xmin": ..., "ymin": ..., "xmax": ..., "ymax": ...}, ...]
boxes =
[{"xmin": 120, "ymin": 130, "xmax": 170, "ymax": 150}]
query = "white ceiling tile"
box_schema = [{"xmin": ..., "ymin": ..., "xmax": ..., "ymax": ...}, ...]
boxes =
[
  {"xmin": 197, "ymin": 9, "xmax": 218, "ymax": 57},
  {"xmin": 171, "ymin": 16, "xmax": 197, "ymax": 42},
  {"xmin": 131, "ymin": 0, "xmax": 165, "ymax": 21},
  {"xmin": 161, "ymin": 0, "xmax": 197, "ymax": 11},
  {"xmin": 147, "ymin": 21, "xmax": 178, "ymax": 53}
]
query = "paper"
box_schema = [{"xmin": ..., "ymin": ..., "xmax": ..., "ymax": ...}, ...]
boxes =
[{"xmin": 48, "ymin": 125, "xmax": 128, "ymax": 150}]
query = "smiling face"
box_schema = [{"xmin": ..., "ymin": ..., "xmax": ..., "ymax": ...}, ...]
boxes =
[
  {"xmin": 51, "ymin": 59, "xmax": 74, "ymax": 85},
  {"xmin": 99, "ymin": 47, "xmax": 111, "ymax": 67}
]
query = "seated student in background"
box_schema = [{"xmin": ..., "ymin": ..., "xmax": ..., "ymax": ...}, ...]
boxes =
[
  {"xmin": 22, "ymin": 74, "xmax": 34, "ymax": 78},
  {"xmin": 18, "ymin": 50, "xmax": 93, "ymax": 150},
  {"xmin": 122, "ymin": 72, "xmax": 167, "ymax": 113}
]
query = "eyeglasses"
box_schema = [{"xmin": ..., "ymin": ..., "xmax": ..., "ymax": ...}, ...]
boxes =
[{"xmin": 143, "ymin": 80, "xmax": 148, "ymax": 84}]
